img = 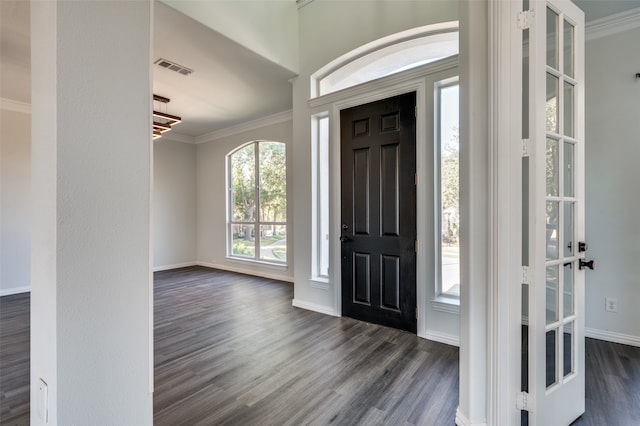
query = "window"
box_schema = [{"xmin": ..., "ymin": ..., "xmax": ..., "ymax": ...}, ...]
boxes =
[
  {"xmin": 311, "ymin": 23, "xmax": 459, "ymax": 98},
  {"xmin": 436, "ymin": 79, "xmax": 460, "ymax": 298},
  {"xmin": 228, "ymin": 141, "xmax": 287, "ymax": 264},
  {"xmin": 312, "ymin": 115, "xmax": 330, "ymax": 279}
]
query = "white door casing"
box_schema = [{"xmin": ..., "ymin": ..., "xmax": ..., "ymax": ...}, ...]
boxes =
[{"xmin": 528, "ymin": 0, "xmax": 586, "ymax": 424}]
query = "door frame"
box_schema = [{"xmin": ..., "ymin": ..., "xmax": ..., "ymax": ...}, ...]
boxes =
[{"xmin": 308, "ymin": 56, "xmax": 459, "ymax": 339}]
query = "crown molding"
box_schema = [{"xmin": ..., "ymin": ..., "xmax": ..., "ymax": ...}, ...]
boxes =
[
  {"xmin": 1, "ymin": 98, "xmax": 31, "ymax": 114},
  {"xmin": 296, "ymin": 0, "xmax": 315, "ymax": 10},
  {"xmin": 156, "ymin": 131, "xmax": 196, "ymax": 144},
  {"xmin": 586, "ymin": 6, "xmax": 640, "ymax": 41},
  {"xmin": 195, "ymin": 109, "xmax": 293, "ymax": 144}
]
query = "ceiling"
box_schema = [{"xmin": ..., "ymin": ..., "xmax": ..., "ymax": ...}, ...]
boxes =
[
  {"xmin": 153, "ymin": 2, "xmax": 296, "ymax": 137},
  {"xmin": 2, "ymin": 0, "xmax": 639, "ymax": 138},
  {"xmin": 0, "ymin": 0, "xmax": 296, "ymax": 138}
]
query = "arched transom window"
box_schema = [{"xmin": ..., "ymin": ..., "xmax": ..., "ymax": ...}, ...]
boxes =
[{"xmin": 311, "ymin": 22, "xmax": 459, "ymax": 98}]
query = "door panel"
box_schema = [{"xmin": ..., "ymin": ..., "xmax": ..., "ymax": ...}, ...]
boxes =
[
  {"xmin": 341, "ymin": 92, "xmax": 417, "ymax": 333},
  {"xmin": 529, "ymin": 1, "xmax": 585, "ymax": 424}
]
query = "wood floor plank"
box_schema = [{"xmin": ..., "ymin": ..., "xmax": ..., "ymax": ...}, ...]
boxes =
[
  {"xmin": 2, "ymin": 266, "xmax": 640, "ymax": 425},
  {"xmin": 0, "ymin": 293, "xmax": 30, "ymax": 426}
]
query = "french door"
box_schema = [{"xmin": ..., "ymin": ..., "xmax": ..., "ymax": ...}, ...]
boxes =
[{"xmin": 527, "ymin": 0, "xmax": 587, "ymax": 424}]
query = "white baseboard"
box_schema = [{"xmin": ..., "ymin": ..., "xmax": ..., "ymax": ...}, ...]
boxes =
[
  {"xmin": 586, "ymin": 327, "xmax": 640, "ymax": 348},
  {"xmin": 197, "ymin": 261, "xmax": 294, "ymax": 283},
  {"xmin": 153, "ymin": 262, "xmax": 197, "ymax": 272},
  {"xmin": 0, "ymin": 286, "xmax": 31, "ymax": 296},
  {"xmin": 455, "ymin": 408, "xmax": 487, "ymax": 426},
  {"xmin": 424, "ymin": 330, "xmax": 460, "ymax": 347},
  {"xmin": 292, "ymin": 299, "xmax": 340, "ymax": 317}
]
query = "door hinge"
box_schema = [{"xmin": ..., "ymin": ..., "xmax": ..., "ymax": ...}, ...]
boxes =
[
  {"xmin": 516, "ymin": 391, "xmax": 530, "ymax": 411},
  {"xmin": 518, "ymin": 10, "xmax": 534, "ymax": 30},
  {"xmin": 522, "ymin": 266, "xmax": 530, "ymax": 284},
  {"xmin": 415, "ymin": 173, "xmax": 418, "ymax": 186},
  {"xmin": 522, "ymin": 139, "xmax": 530, "ymax": 157},
  {"xmin": 414, "ymin": 105, "xmax": 418, "ymax": 118},
  {"xmin": 416, "ymin": 307, "xmax": 419, "ymax": 319},
  {"xmin": 415, "ymin": 240, "xmax": 419, "ymax": 253}
]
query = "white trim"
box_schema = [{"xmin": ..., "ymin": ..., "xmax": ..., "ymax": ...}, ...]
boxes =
[
  {"xmin": 309, "ymin": 56, "xmax": 458, "ymax": 109},
  {"xmin": 195, "ymin": 109, "xmax": 293, "ymax": 144},
  {"xmin": 158, "ymin": 131, "xmax": 195, "ymax": 144},
  {"xmin": 585, "ymin": 327, "xmax": 640, "ymax": 348},
  {"xmin": 197, "ymin": 261, "xmax": 294, "ymax": 283},
  {"xmin": 0, "ymin": 98, "xmax": 31, "ymax": 114},
  {"xmin": 309, "ymin": 278, "xmax": 330, "ymax": 290},
  {"xmin": 152, "ymin": 262, "xmax": 197, "ymax": 272},
  {"xmin": 486, "ymin": 1, "xmax": 523, "ymax": 425},
  {"xmin": 455, "ymin": 408, "xmax": 488, "ymax": 426},
  {"xmin": 292, "ymin": 298, "xmax": 339, "ymax": 317},
  {"xmin": 0, "ymin": 286, "xmax": 31, "ymax": 296},
  {"xmin": 424, "ymin": 330, "xmax": 460, "ymax": 347},
  {"xmin": 586, "ymin": 7, "xmax": 640, "ymax": 41},
  {"xmin": 431, "ymin": 298, "xmax": 461, "ymax": 315}
]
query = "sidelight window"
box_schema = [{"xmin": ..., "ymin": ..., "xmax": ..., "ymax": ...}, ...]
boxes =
[
  {"xmin": 436, "ymin": 79, "xmax": 460, "ymax": 298},
  {"xmin": 227, "ymin": 141, "xmax": 287, "ymax": 264},
  {"xmin": 312, "ymin": 114, "xmax": 330, "ymax": 279}
]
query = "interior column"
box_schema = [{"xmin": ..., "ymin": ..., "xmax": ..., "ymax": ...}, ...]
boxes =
[{"xmin": 30, "ymin": 1, "xmax": 153, "ymax": 424}]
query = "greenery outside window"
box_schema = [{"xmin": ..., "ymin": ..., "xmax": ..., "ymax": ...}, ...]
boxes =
[{"xmin": 228, "ymin": 141, "xmax": 287, "ymax": 264}]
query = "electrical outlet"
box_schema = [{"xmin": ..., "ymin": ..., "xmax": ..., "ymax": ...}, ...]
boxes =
[
  {"xmin": 37, "ymin": 378, "xmax": 48, "ymax": 422},
  {"xmin": 605, "ymin": 297, "xmax": 618, "ymax": 313}
]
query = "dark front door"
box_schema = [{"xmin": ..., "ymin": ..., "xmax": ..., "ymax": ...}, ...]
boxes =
[{"xmin": 340, "ymin": 92, "xmax": 417, "ymax": 333}]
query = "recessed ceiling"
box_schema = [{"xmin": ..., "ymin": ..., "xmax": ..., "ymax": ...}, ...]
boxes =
[{"xmin": 153, "ymin": 1, "xmax": 297, "ymax": 137}]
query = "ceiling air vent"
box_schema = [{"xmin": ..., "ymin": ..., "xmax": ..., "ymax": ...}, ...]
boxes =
[{"xmin": 154, "ymin": 58, "xmax": 194, "ymax": 76}]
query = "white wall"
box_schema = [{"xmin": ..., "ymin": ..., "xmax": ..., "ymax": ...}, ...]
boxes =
[
  {"xmin": 196, "ymin": 117, "xmax": 294, "ymax": 282},
  {"xmin": 31, "ymin": 1, "xmax": 153, "ymax": 424},
  {"xmin": 0, "ymin": 105, "xmax": 30, "ymax": 295},
  {"xmin": 584, "ymin": 26, "xmax": 640, "ymax": 344},
  {"xmin": 161, "ymin": 0, "xmax": 299, "ymax": 73},
  {"xmin": 153, "ymin": 138, "xmax": 197, "ymax": 270}
]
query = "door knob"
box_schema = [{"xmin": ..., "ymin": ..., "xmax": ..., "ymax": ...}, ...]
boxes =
[
  {"xmin": 340, "ymin": 236, "xmax": 351, "ymax": 242},
  {"xmin": 579, "ymin": 259, "xmax": 596, "ymax": 270}
]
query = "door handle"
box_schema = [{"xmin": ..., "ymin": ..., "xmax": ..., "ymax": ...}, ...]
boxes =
[
  {"xmin": 340, "ymin": 236, "xmax": 351, "ymax": 243},
  {"xmin": 579, "ymin": 259, "xmax": 596, "ymax": 270}
]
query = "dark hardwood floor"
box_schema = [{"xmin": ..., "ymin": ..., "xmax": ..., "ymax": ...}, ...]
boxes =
[
  {"xmin": 1, "ymin": 266, "xmax": 639, "ymax": 425},
  {"xmin": 0, "ymin": 293, "xmax": 29, "ymax": 426},
  {"xmin": 153, "ymin": 267, "xmax": 458, "ymax": 425}
]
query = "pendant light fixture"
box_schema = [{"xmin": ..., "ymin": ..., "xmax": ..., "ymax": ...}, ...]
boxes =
[{"xmin": 153, "ymin": 94, "xmax": 182, "ymax": 139}]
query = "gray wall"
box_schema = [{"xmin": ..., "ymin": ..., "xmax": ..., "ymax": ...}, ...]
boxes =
[
  {"xmin": 584, "ymin": 26, "xmax": 640, "ymax": 343},
  {"xmin": 153, "ymin": 138, "xmax": 197, "ymax": 269},
  {"xmin": 0, "ymin": 106, "xmax": 30, "ymax": 295}
]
